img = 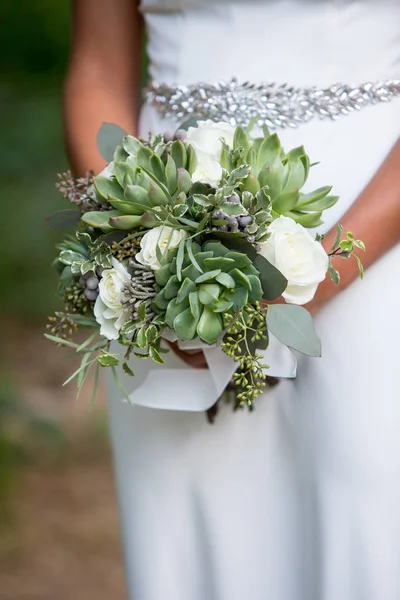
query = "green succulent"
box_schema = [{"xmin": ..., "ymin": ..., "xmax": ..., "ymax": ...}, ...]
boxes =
[
  {"xmin": 81, "ymin": 133, "xmax": 197, "ymax": 233},
  {"xmin": 151, "ymin": 240, "xmax": 263, "ymax": 345},
  {"xmin": 220, "ymin": 126, "xmax": 339, "ymax": 230}
]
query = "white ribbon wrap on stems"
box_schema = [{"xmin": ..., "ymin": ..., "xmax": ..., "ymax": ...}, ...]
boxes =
[{"xmin": 119, "ymin": 332, "xmax": 297, "ymax": 412}]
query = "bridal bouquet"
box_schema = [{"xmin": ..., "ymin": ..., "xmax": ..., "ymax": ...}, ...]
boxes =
[{"xmin": 46, "ymin": 120, "xmax": 364, "ymax": 409}]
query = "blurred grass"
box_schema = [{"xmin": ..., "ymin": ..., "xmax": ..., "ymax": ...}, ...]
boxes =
[
  {"xmin": 0, "ymin": 1, "xmax": 71, "ymax": 317},
  {"xmin": 0, "ymin": 1, "xmax": 148, "ymax": 318},
  {"xmin": 0, "ymin": 1, "xmax": 72, "ymax": 511}
]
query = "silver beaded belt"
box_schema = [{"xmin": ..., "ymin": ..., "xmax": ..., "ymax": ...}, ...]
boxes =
[{"xmin": 145, "ymin": 78, "xmax": 400, "ymax": 130}]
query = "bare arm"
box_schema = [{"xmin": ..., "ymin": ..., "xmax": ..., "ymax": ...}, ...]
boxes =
[
  {"xmin": 308, "ymin": 138, "xmax": 400, "ymax": 314},
  {"xmin": 64, "ymin": 0, "xmax": 143, "ymax": 175}
]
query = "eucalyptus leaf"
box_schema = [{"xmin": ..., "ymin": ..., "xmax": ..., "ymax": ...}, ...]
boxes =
[
  {"xmin": 97, "ymin": 123, "xmax": 127, "ymax": 162},
  {"xmin": 253, "ymin": 254, "xmax": 287, "ymax": 300},
  {"xmin": 45, "ymin": 209, "xmax": 81, "ymax": 231},
  {"xmin": 267, "ymin": 304, "xmax": 321, "ymax": 357}
]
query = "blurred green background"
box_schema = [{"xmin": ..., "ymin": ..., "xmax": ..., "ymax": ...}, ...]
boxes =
[
  {"xmin": 0, "ymin": 3, "xmax": 127, "ymax": 597},
  {"xmin": 1, "ymin": 0, "xmax": 70, "ymax": 317}
]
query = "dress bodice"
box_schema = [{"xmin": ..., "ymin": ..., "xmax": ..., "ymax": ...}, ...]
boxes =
[{"xmin": 139, "ymin": 0, "xmax": 400, "ymax": 87}]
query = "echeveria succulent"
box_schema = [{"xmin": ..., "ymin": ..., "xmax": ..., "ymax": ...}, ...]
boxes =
[{"xmin": 151, "ymin": 240, "xmax": 263, "ymax": 344}]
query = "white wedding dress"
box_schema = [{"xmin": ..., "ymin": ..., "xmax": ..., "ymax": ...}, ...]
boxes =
[{"xmin": 107, "ymin": 1, "xmax": 400, "ymax": 598}]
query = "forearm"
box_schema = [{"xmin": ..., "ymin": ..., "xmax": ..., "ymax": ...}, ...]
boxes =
[
  {"xmin": 64, "ymin": 0, "xmax": 143, "ymax": 176},
  {"xmin": 64, "ymin": 69, "xmax": 140, "ymax": 175},
  {"xmin": 310, "ymin": 138, "xmax": 400, "ymax": 312}
]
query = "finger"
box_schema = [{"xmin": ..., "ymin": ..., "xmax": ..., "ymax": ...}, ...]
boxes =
[{"xmin": 167, "ymin": 342, "xmax": 208, "ymax": 369}]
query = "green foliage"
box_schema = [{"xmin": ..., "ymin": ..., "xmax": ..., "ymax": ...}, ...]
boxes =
[
  {"xmin": 0, "ymin": 377, "xmax": 61, "ymax": 517},
  {"xmin": 221, "ymin": 303, "xmax": 269, "ymax": 409},
  {"xmin": 267, "ymin": 304, "xmax": 322, "ymax": 357},
  {"xmin": 56, "ymin": 232, "xmax": 113, "ymax": 277},
  {"xmin": 152, "ymin": 240, "xmax": 264, "ymax": 344},
  {"xmin": 227, "ymin": 126, "xmax": 339, "ymax": 229},
  {"xmin": 328, "ymin": 225, "xmax": 366, "ymax": 282}
]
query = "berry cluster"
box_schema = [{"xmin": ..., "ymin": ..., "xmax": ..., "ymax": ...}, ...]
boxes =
[
  {"xmin": 163, "ymin": 129, "xmax": 187, "ymax": 143},
  {"xmin": 78, "ymin": 267, "xmax": 105, "ymax": 302},
  {"xmin": 212, "ymin": 195, "xmax": 257, "ymax": 245}
]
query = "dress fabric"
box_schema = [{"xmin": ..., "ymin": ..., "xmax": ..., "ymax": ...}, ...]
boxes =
[{"xmin": 107, "ymin": 1, "xmax": 400, "ymax": 599}]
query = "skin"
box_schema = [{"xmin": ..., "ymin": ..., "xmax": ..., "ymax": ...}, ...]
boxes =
[
  {"xmin": 64, "ymin": 0, "xmax": 400, "ymax": 368},
  {"xmin": 307, "ymin": 139, "xmax": 400, "ymax": 315}
]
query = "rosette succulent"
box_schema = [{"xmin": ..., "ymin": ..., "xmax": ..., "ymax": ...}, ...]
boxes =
[
  {"xmin": 81, "ymin": 133, "xmax": 197, "ymax": 233},
  {"xmin": 215, "ymin": 125, "xmax": 339, "ymax": 234},
  {"xmin": 151, "ymin": 240, "xmax": 263, "ymax": 344}
]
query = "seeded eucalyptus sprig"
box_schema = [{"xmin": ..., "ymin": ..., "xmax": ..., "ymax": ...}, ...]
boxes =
[{"xmin": 221, "ymin": 302, "xmax": 269, "ymax": 410}]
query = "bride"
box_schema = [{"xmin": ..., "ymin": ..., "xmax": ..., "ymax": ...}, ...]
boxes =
[{"xmin": 64, "ymin": 1, "xmax": 400, "ymax": 598}]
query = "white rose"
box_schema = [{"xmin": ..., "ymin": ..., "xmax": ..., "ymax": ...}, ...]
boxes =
[
  {"xmin": 94, "ymin": 258, "xmax": 131, "ymax": 340},
  {"xmin": 259, "ymin": 215, "xmax": 329, "ymax": 305},
  {"xmin": 192, "ymin": 155, "xmax": 223, "ymax": 187},
  {"xmin": 186, "ymin": 120, "xmax": 236, "ymax": 160},
  {"xmin": 136, "ymin": 226, "xmax": 188, "ymax": 270}
]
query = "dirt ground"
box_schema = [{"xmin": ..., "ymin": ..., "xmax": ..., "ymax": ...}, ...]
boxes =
[{"xmin": 0, "ymin": 319, "xmax": 127, "ymax": 600}]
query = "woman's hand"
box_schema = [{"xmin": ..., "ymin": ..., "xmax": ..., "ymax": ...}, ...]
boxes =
[{"xmin": 167, "ymin": 342, "xmax": 208, "ymax": 369}]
